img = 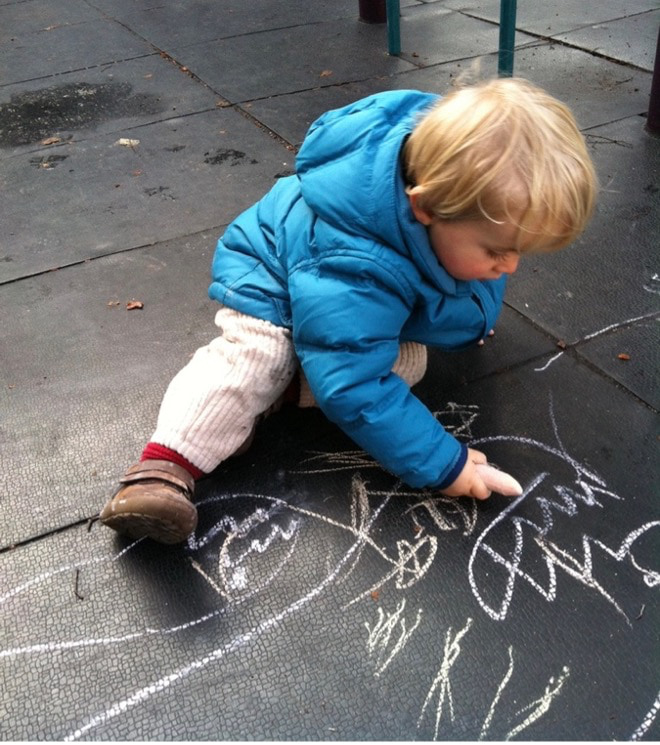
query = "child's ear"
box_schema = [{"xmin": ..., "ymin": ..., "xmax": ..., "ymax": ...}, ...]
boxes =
[{"xmin": 408, "ymin": 188, "xmax": 435, "ymax": 226}]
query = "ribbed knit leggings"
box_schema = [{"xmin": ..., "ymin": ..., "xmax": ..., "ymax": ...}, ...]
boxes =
[{"xmin": 150, "ymin": 306, "xmax": 427, "ymax": 474}]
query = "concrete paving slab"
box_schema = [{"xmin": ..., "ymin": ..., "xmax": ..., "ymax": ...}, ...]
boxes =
[
  {"xmin": 86, "ymin": 0, "xmax": 364, "ymax": 51},
  {"xmin": 505, "ymin": 115, "xmax": 659, "ymax": 343},
  {"xmin": 246, "ymin": 43, "xmax": 651, "ymax": 150},
  {"xmin": 396, "ymin": 4, "xmax": 528, "ymax": 65},
  {"xmin": 0, "ymin": 17, "xmax": 153, "ymax": 84},
  {"xmin": 2, "ymin": 353, "xmax": 658, "ymax": 740},
  {"xmin": 556, "ymin": 10, "xmax": 660, "ymax": 71},
  {"xmin": 1, "ymin": 107, "xmax": 295, "ymax": 282},
  {"xmin": 575, "ymin": 315, "xmax": 660, "ymax": 409},
  {"xmin": 0, "ymin": 56, "xmax": 220, "ymax": 155},
  {"xmin": 0, "ymin": 0, "xmax": 101, "ymax": 38},
  {"xmin": 440, "ymin": 0, "xmax": 660, "ymax": 38},
  {"xmin": 169, "ymin": 17, "xmax": 415, "ymax": 103},
  {"xmin": 0, "ymin": 233, "xmax": 218, "ymax": 546}
]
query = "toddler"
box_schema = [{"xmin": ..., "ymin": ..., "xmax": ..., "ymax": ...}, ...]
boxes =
[{"xmin": 100, "ymin": 77, "xmax": 597, "ymax": 544}]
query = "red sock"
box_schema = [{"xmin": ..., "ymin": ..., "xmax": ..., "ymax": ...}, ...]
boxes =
[{"xmin": 140, "ymin": 443, "xmax": 205, "ymax": 480}]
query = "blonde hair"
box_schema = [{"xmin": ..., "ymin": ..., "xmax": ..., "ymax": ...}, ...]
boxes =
[{"xmin": 404, "ymin": 77, "xmax": 597, "ymax": 252}]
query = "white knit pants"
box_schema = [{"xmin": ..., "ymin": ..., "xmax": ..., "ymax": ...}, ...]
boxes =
[{"xmin": 151, "ymin": 306, "xmax": 427, "ymax": 473}]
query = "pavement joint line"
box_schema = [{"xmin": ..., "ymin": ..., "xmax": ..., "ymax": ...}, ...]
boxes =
[
  {"xmin": 0, "ymin": 224, "xmax": 228, "ymax": 287},
  {"xmin": 0, "ymin": 53, "xmax": 160, "ymax": 90}
]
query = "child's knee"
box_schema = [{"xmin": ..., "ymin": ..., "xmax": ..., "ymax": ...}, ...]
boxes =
[{"xmin": 392, "ymin": 342, "xmax": 428, "ymax": 387}]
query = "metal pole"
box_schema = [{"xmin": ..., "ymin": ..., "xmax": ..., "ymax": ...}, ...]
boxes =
[
  {"xmin": 386, "ymin": 0, "xmax": 401, "ymax": 55},
  {"xmin": 646, "ymin": 25, "xmax": 660, "ymax": 134},
  {"xmin": 498, "ymin": 0, "xmax": 517, "ymax": 77}
]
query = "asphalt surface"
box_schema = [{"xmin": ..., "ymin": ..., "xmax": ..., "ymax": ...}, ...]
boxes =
[{"xmin": 1, "ymin": 0, "xmax": 659, "ymax": 740}]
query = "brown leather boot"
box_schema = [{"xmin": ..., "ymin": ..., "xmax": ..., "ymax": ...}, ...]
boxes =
[{"xmin": 99, "ymin": 460, "xmax": 197, "ymax": 544}]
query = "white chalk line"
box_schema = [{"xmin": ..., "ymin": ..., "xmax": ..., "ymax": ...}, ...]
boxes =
[
  {"xmin": 364, "ymin": 598, "xmax": 422, "ymax": 677},
  {"xmin": 479, "ymin": 646, "xmax": 514, "ymax": 740},
  {"xmin": 505, "ymin": 665, "xmax": 570, "ymax": 740},
  {"xmin": 534, "ymin": 351, "xmax": 564, "ymax": 372},
  {"xmin": 63, "ymin": 486, "xmax": 396, "ymax": 740},
  {"xmin": 631, "ymin": 690, "xmax": 660, "ymax": 740},
  {"xmin": 581, "ymin": 313, "xmax": 657, "ymax": 342},
  {"xmin": 467, "ymin": 393, "xmax": 656, "ymax": 624},
  {"xmin": 1, "ymin": 479, "xmax": 400, "ymax": 664},
  {"xmin": 0, "ymin": 538, "xmax": 143, "ymax": 606},
  {"xmin": 417, "ymin": 617, "xmax": 473, "ymax": 739}
]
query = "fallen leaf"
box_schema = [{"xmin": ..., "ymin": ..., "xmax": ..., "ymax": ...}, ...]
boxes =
[
  {"xmin": 370, "ymin": 590, "xmax": 380, "ymax": 602},
  {"xmin": 320, "ymin": 69, "xmax": 333, "ymax": 77},
  {"xmin": 556, "ymin": 339, "xmax": 567, "ymax": 349},
  {"xmin": 107, "ymin": 300, "xmax": 120, "ymax": 307},
  {"xmin": 126, "ymin": 300, "xmax": 144, "ymax": 310},
  {"xmin": 40, "ymin": 136, "xmax": 62, "ymax": 146},
  {"xmin": 617, "ymin": 353, "xmax": 630, "ymax": 361},
  {"xmin": 115, "ymin": 138, "xmax": 140, "ymax": 147}
]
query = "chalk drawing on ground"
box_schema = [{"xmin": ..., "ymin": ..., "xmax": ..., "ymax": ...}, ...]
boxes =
[
  {"xmin": 468, "ymin": 397, "xmax": 660, "ymax": 624},
  {"xmin": 1, "ymin": 397, "xmax": 657, "ymax": 739},
  {"xmin": 415, "ymin": 619, "xmax": 570, "ymax": 741},
  {"xmin": 364, "ymin": 598, "xmax": 422, "ymax": 678}
]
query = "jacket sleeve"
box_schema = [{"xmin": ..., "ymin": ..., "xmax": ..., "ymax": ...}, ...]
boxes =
[{"xmin": 288, "ymin": 254, "xmax": 465, "ymax": 489}]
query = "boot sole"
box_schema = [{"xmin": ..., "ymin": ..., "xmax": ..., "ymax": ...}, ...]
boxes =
[{"xmin": 101, "ymin": 512, "xmax": 193, "ymax": 544}]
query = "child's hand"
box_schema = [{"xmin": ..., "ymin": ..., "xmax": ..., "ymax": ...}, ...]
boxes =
[
  {"xmin": 477, "ymin": 329, "xmax": 495, "ymax": 346},
  {"xmin": 440, "ymin": 448, "xmax": 491, "ymax": 500}
]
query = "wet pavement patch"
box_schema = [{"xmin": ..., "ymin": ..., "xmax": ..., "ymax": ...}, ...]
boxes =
[
  {"xmin": 0, "ymin": 81, "xmax": 165, "ymax": 147},
  {"xmin": 203, "ymin": 147, "xmax": 258, "ymax": 166}
]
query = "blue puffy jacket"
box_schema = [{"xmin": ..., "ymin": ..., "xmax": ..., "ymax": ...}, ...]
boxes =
[{"xmin": 209, "ymin": 90, "xmax": 506, "ymax": 488}]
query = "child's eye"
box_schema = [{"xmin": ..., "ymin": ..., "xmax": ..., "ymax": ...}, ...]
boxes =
[{"xmin": 487, "ymin": 248, "xmax": 516, "ymax": 260}]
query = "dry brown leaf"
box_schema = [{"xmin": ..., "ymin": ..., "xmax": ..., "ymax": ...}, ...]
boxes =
[
  {"xmin": 320, "ymin": 69, "xmax": 333, "ymax": 77},
  {"xmin": 556, "ymin": 339, "xmax": 567, "ymax": 349},
  {"xmin": 40, "ymin": 136, "xmax": 62, "ymax": 146},
  {"xmin": 370, "ymin": 590, "xmax": 380, "ymax": 602},
  {"xmin": 126, "ymin": 300, "xmax": 144, "ymax": 310},
  {"xmin": 617, "ymin": 353, "xmax": 631, "ymax": 361}
]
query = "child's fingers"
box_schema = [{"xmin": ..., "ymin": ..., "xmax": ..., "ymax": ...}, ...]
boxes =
[
  {"xmin": 475, "ymin": 463, "xmax": 523, "ymax": 496},
  {"xmin": 472, "ymin": 477, "xmax": 491, "ymax": 500},
  {"xmin": 477, "ymin": 329, "xmax": 495, "ymax": 346}
]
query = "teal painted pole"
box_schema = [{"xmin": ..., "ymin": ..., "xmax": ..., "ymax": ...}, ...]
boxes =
[
  {"xmin": 386, "ymin": 0, "xmax": 401, "ymax": 55},
  {"xmin": 498, "ymin": 0, "xmax": 516, "ymax": 76}
]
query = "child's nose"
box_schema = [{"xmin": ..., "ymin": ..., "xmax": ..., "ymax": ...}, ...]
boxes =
[{"xmin": 498, "ymin": 252, "xmax": 520, "ymax": 274}]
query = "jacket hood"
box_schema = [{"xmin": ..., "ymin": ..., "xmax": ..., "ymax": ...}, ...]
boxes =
[{"xmin": 295, "ymin": 90, "xmax": 471, "ymax": 297}]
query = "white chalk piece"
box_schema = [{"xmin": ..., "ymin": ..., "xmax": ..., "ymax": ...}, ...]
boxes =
[{"xmin": 476, "ymin": 463, "xmax": 523, "ymax": 496}]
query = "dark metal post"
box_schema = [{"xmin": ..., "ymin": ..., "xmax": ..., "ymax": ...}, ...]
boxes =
[
  {"xmin": 358, "ymin": 0, "xmax": 386, "ymax": 24},
  {"xmin": 498, "ymin": 0, "xmax": 517, "ymax": 77},
  {"xmin": 646, "ymin": 25, "xmax": 660, "ymax": 134},
  {"xmin": 386, "ymin": 0, "xmax": 401, "ymax": 55}
]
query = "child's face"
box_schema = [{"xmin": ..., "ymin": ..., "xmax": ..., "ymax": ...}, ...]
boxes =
[
  {"xmin": 426, "ymin": 218, "xmax": 521, "ymax": 281},
  {"xmin": 409, "ymin": 191, "xmax": 523, "ymax": 281}
]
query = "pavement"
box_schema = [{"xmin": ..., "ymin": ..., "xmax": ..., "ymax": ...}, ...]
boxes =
[{"xmin": 1, "ymin": 0, "xmax": 659, "ymax": 740}]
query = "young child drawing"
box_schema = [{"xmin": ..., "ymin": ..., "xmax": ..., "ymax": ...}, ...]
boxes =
[{"xmin": 100, "ymin": 77, "xmax": 597, "ymax": 544}]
